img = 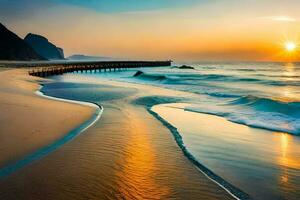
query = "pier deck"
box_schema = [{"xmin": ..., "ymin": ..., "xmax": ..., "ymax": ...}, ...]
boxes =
[{"xmin": 28, "ymin": 61, "xmax": 172, "ymax": 77}]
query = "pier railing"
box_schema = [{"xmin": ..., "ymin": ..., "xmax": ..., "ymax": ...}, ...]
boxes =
[{"xmin": 28, "ymin": 61, "xmax": 172, "ymax": 77}]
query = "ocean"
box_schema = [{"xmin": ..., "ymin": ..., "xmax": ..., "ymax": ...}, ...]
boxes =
[
  {"xmin": 92, "ymin": 62, "xmax": 300, "ymax": 135},
  {"xmin": 43, "ymin": 62, "xmax": 300, "ymax": 200}
]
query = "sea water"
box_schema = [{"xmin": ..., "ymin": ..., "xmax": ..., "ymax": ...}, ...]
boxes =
[{"xmin": 63, "ymin": 62, "xmax": 300, "ymax": 199}]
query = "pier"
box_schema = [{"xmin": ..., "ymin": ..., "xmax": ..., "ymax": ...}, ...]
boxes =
[{"xmin": 28, "ymin": 61, "xmax": 172, "ymax": 77}]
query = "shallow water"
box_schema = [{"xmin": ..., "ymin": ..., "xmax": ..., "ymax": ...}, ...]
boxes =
[{"xmin": 152, "ymin": 103, "xmax": 300, "ymax": 200}]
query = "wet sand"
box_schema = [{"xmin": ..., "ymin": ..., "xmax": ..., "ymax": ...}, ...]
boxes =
[
  {"xmin": 0, "ymin": 70, "xmax": 96, "ymax": 168},
  {"xmin": 0, "ymin": 73, "xmax": 234, "ymax": 199}
]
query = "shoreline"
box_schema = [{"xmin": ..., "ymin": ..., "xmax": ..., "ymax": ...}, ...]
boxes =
[
  {"xmin": 151, "ymin": 102, "xmax": 300, "ymax": 200},
  {"xmin": 0, "ymin": 69, "xmax": 98, "ymax": 173},
  {"xmin": 0, "ymin": 85, "xmax": 103, "ymax": 178},
  {"xmin": 0, "ymin": 71, "xmax": 235, "ymax": 199},
  {"xmin": 52, "ymin": 73, "xmax": 249, "ymax": 199},
  {"xmin": 36, "ymin": 85, "xmax": 103, "ymax": 137},
  {"xmin": 148, "ymin": 107, "xmax": 249, "ymax": 200},
  {"xmin": 52, "ymin": 73, "xmax": 246, "ymax": 199},
  {"xmin": 84, "ymin": 76, "xmax": 250, "ymax": 199}
]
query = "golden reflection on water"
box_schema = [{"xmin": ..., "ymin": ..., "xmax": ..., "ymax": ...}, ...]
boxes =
[
  {"xmin": 276, "ymin": 63, "xmax": 300, "ymax": 101},
  {"xmin": 278, "ymin": 133, "xmax": 300, "ymax": 169},
  {"xmin": 276, "ymin": 132, "xmax": 300, "ymax": 195},
  {"xmin": 115, "ymin": 111, "xmax": 170, "ymax": 199},
  {"xmin": 277, "ymin": 132, "xmax": 300, "ymax": 189},
  {"xmin": 282, "ymin": 88, "xmax": 292, "ymax": 98},
  {"xmin": 283, "ymin": 63, "xmax": 295, "ymax": 77},
  {"xmin": 280, "ymin": 133, "xmax": 289, "ymax": 158}
]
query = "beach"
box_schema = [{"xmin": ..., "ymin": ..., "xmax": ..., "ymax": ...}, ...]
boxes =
[
  {"xmin": 0, "ymin": 70, "xmax": 234, "ymax": 199},
  {"xmin": 2, "ymin": 1, "xmax": 300, "ymax": 199},
  {"xmin": 0, "ymin": 69, "xmax": 96, "ymax": 168}
]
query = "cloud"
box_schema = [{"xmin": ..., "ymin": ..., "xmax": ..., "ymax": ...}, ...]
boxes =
[
  {"xmin": 263, "ymin": 16, "xmax": 297, "ymax": 22},
  {"xmin": 0, "ymin": 0, "xmax": 55, "ymax": 22},
  {"xmin": 54, "ymin": 0, "xmax": 208, "ymax": 13}
]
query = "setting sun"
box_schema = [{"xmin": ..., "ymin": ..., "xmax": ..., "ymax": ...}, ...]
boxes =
[{"xmin": 285, "ymin": 42, "xmax": 297, "ymax": 52}]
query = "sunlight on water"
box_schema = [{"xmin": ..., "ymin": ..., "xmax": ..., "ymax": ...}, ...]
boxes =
[
  {"xmin": 280, "ymin": 63, "xmax": 298, "ymax": 100},
  {"xmin": 279, "ymin": 133, "xmax": 291, "ymax": 189},
  {"xmin": 277, "ymin": 133, "xmax": 300, "ymax": 169},
  {"xmin": 283, "ymin": 63, "xmax": 295, "ymax": 76},
  {"xmin": 115, "ymin": 112, "xmax": 170, "ymax": 199}
]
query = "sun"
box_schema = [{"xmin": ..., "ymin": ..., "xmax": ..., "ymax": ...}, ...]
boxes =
[
  {"xmin": 273, "ymin": 35, "xmax": 300, "ymax": 61},
  {"xmin": 285, "ymin": 42, "xmax": 296, "ymax": 52}
]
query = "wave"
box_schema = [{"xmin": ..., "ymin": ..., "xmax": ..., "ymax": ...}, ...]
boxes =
[
  {"xmin": 264, "ymin": 80, "xmax": 300, "ymax": 86},
  {"xmin": 132, "ymin": 71, "xmax": 300, "ymax": 100},
  {"xmin": 203, "ymin": 92, "xmax": 241, "ymax": 98},
  {"xmin": 133, "ymin": 70, "xmax": 167, "ymax": 81},
  {"xmin": 256, "ymin": 74, "xmax": 300, "ymax": 79},
  {"xmin": 229, "ymin": 95, "xmax": 300, "ymax": 116},
  {"xmin": 179, "ymin": 75, "xmax": 300, "ymax": 86},
  {"xmin": 148, "ymin": 106, "xmax": 250, "ymax": 200},
  {"xmin": 133, "ymin": 71, "xmax": 264, "ymax": 84},
  {"xmin": 134, "ymin": 71, "xmax": 300, "ymax": 86},
  {"xmin": 171, "ymin": 74, "xmax": 262, "ymax": 83},
  {"xmin": 234, "ymin": 68, "xmax": 256, "ymax": 72},
  {"xmin": 132, "ymin": 71, "xmax": 300, "ymax": 134},
  {"xmin": 132, "ymin": 71, "xmax": 245, "ymax": 99},
  {"xmin": 186, "ymin": 95, "xmax": 300, "ymax": 135}
]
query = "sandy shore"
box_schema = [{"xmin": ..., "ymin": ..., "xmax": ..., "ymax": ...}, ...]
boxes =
[
  {"xmin": 0, "ymin": 69, "xmax": 96, "ymax": 168},
  {"xmin": 0, "ymin": 73, "xmax": 234, "ymax": 199}
]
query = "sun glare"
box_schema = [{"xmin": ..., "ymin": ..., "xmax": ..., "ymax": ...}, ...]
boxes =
[{"xmin": 285, "ymin": 42, "xmax": 296, "ymax": 52}]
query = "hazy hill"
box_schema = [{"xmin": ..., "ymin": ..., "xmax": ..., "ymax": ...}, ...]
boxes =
[{"xmin": 67, "ymin": 54, "xmax": 112, "ymax": 61}]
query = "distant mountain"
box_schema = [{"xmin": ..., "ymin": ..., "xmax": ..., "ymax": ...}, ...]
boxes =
[
  {"xmin": 24, "ymin": 33, "xmax": 64, "ymax": 60},
  {"xmin": 67, "ymin": 54, "xmax": 111, "ymax": 61},
  {"xmin": 0, "ymin": 23, "xmax": 45, "ymax": 61}
]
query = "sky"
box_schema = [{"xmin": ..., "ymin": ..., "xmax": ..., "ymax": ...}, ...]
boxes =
[{"xmin": 1, "ymin": 0, "xmax": 300, "ymax": 61}]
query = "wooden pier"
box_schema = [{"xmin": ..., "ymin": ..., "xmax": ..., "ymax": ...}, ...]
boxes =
[{"xmin": 28, "ymin": 61, "xmax": 172, "ymax": 77}]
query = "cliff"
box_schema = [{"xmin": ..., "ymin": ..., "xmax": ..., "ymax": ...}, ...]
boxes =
[
  {"xmin": 24, "ymin": 33, "xmax": 64, "ymax": 60},
  {"xmin": 0, "ymin": 23, "xmax": 45, "ymax": 61}
]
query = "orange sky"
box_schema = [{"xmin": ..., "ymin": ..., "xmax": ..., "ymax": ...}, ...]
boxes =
[{"xmin": 2, "ymin": 0, "xmax": 300, "ymax": 61}]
